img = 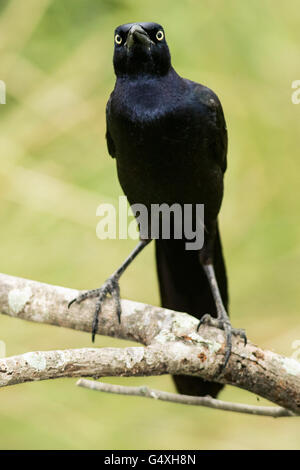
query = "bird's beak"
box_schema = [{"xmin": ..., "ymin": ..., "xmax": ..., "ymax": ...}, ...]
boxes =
[{"xmin": 125, "ymin": 24, "xmax": 154, "ymax": 49}]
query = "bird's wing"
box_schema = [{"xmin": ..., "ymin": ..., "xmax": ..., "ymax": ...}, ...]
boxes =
[
  {"xmin": 106, "ymin": 95, "xmax": 116, "ymax": 158},
  {"xmin": 191, "ymin": 82, "xmax": 228, "ymax": 173}
]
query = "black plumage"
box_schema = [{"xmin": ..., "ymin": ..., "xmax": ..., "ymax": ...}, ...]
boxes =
[{"xmin": 69, "ymin": 22, "xmax": 245, "ymax": 398}]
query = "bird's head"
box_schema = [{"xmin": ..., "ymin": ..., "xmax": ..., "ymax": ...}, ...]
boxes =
[{"xmin": 113, "ymin": 22, "xmax": 171, "ymax": 77}]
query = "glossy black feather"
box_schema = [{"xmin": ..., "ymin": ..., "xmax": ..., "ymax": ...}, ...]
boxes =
[{"xmin": 106, "ymin": 23, "xmax": 228, "ymax": 397}]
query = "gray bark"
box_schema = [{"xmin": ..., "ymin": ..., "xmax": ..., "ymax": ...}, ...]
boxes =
[{"xmin": 0, "ymin": 273, "xmax": 300, "ymax": 414}]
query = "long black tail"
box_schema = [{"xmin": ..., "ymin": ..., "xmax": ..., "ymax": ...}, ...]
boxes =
[{"xmin": 155, "ymin": 223, "xmax": 228, "ymax": 398}]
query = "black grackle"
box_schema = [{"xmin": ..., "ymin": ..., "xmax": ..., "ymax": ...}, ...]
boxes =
[{"xmin": 69, "ymin": 23, "xmax": 246, "ymax": 397}]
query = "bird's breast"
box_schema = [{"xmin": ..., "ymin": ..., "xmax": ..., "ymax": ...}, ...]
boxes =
[{"xmin": 108, "ymin": 79, "xmax": 223, "ymax": 217}]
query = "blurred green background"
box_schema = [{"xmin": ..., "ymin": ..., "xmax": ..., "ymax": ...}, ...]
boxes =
[{"xmin": 0, "ymin": 0, "xmax": 300, "ymax": 450}]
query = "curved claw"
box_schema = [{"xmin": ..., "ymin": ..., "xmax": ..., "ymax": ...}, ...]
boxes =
[
  {"xmin": 91, "ymin": 328, "xmax": 96, "ymax": 343},
  {"xmin": 196, "ymin": 314, "xmax": 247, "ymax": 373},
  {"xmin": 222, "ymin": 324, "xmax": 233, "ymax": 371},
  {"xmin": 67, "ymin": 276, "xmax": 122, "ymax": 341},
  {"xmin": 92, "ymin": 307, "xmax": 100, "ymax": 342},
  {"xmin": 219, "ymin": 324, "xmax": 248, "ymax": 373},
  {"xmin": 91, "ymin": 291, "xmax": 107, "ymax": 341},
  {"xmin": 196, "ymin": 313, "xmax": 211, "ymax": 332},
  {"xmin": 240, "ymin": 330, "xmax": 247, "ymax": 346},
  {"xmin": 114, "ymin": 295, "xmax": 122, "ymax": 324},
  {"xmin": 68, "ymin": 298, "xmax": 77, "ymax": 309}
]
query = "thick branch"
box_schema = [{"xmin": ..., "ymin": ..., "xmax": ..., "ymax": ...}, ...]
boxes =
[
  {"xmin": 0, "ymin": 273, "xmax": 300, "ymax": 413},
  {"xmin": 0, "ymin": 346, "xmax": 164, "ymax": 387}
]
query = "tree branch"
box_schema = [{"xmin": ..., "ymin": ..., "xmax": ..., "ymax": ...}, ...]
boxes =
[
  {"xmin": 76, "ymin": 379, "xmax": 296, "ymax": 417},
  {"xmin": 0, "ymin": 272, "xmax": 300, "ymax": 414}
]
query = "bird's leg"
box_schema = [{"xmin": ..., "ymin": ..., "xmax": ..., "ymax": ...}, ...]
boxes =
[
  {"xmin": 198, "ymin": 246, "xmax": 247, "ymax": 371},
  {"xmin": 68, "ymin": 239, "xmax": 151, "ymax": 341}
]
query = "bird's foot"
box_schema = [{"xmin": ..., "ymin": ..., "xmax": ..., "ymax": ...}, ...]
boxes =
[
  {"xmin": 197, "ymin": 314, "xmax": 247, "ymax": 372},
  {"xmin": 68, "ymin": 275, "xmax": 121, "ymax": 342}
]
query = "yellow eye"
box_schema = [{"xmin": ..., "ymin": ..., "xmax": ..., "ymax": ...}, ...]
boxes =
[
  {"xmin": 115, "ymin": 34, "xmax": 122, "ymax": 45},
  {"xmin": 156, "ymin": 30, "xmax": 164, "ymax": 41}
]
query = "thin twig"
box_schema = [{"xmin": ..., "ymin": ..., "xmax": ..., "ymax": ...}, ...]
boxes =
[{"xmin": 76, "ymin": 379, "xmax": 296, "ymax": 418}]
